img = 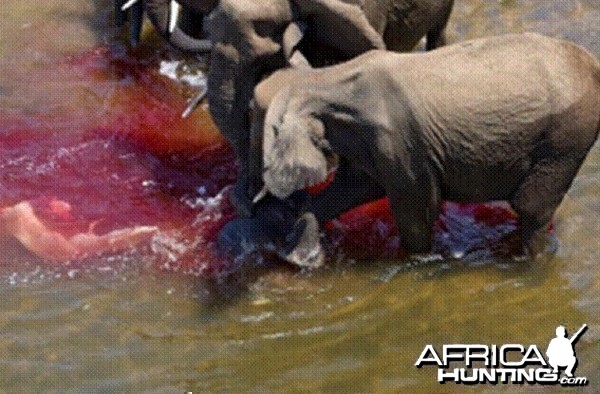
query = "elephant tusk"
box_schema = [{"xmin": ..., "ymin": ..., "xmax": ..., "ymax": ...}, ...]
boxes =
[
  {"xmin": 121, "ymin": 0, "xmax": 138, "ymax": 11},
  {"xmin": 283, "ymin": 21, "xmax": 311, "ymax": 69},
  {"xmin": 252, "ymin": 185, "xmax": 269, "ymax": 204},
  {"xmin": 288, "ymin": 50, "xmax": 311, "ymax": 69},
  {"xmin": 169, "ymin": 0, "xmax": 180, "ymax": 34},
  {"xmin": 181, "ymin": 85, "xmax": 208, "ymax": 118}
]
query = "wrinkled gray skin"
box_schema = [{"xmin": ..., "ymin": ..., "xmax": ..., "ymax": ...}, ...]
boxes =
[
  {"xmin": 252, "ymin": 33, "xmax": 600, "ymax": 258},
  {"xmin": 206, "ymin": 0, "xmax": 454, "ymax": 214},
  {"xmin": 114, "ymin": 0, "xmax": 215, "ymax": 51}
]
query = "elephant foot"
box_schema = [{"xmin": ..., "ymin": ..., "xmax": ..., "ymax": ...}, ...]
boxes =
[
  {"xmin": 281, "ymin": 212, "xmax": 323, "ymax": 269},
  {"xmin": 525, "ymin": 231, "xmax": 558, "ymax": 263}
]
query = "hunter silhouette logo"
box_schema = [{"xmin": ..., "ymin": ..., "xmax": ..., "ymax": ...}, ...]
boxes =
[
  {"xmin": 415, "ymin": 324, "xmax": 589, "ymax": 386},
  {"xmin": 546, "ymin": 324, "xmax": 587, "ymax": 378}
]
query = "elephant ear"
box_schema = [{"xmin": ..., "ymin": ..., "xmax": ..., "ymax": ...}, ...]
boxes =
[{"xmin": 291, "ymin": 0, "xmax": 385, "ymax": 57}]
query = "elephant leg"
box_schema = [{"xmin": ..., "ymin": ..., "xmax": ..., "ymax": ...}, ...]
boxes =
[
  {"xmin": 390, "ymin": 192, "xmax": 440, "ymax": 254},
  {"xmin": 382, "ymin": 162, "xmax": 441, "ymax": 254},
  {"xmin": 425, "ymin": 1, "xmax": 453, "ymax": 50},
  {"xmin": 311, "ymin": 159, "xmax": 386, "ymax": 224},
  {"xmin": 426, "ymin": 28, "xmax": 446, "ymax": 51},
  {"xmin": 510, "ymin": 153, "xmax": 587, "ymax": 259}
]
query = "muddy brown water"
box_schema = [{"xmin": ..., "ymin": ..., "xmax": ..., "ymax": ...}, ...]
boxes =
[{"xmin": 1, "ymin": 0, "xmax": 599, "ymax": 391}]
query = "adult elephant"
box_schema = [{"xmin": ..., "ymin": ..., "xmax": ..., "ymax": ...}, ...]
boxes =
[
  {"xmin": 251, "ymin": 34, "xmax": 600, "ymax": 259},
  {"xmin": 204, "ymin": 0, "xmax": 454, "ymax": 213},
  {"xmin": 114, "ymin": 0, "xmax": 216, "ymax": 51}
]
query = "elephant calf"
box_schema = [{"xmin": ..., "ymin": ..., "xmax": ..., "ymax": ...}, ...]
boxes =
[{"xmin": 251, "ymin": 33, "xmax": 600, "ymax": 259}]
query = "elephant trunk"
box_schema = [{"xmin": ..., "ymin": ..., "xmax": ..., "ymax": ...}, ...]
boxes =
[
  {"xmin": 206, "ymin": 47, "xmax": 249, "ymax": 161},
  {"xmin": 145, "ymin": 0, "xmax": 212, "ymax": 52}
]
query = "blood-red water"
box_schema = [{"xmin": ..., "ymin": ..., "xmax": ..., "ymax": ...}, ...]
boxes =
[
  {"xmin": 1, "ymin": 45, "xmax": 237, "ymax": 275},
  {"xmin": 0, "ymin": 46, "xmax": 525, "ymax": 277}
]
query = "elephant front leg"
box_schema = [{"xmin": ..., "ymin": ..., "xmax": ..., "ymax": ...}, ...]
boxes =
[
  {"xmin": 388, "ymin": 190, "xmax": 440, "ymax": 254},
  {"xmin": 383, "ymin": 164, "xmax": 441, "ymax": 254}
]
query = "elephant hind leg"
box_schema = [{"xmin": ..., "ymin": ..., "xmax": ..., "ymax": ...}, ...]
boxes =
[{"xmin": 510, "ymin": 153, "xmax": 588, "ymax": 258}]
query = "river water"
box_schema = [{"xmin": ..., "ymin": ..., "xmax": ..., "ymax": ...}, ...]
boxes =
[{"xmin": 0, "ymin": 0, "xmax": 599, "ymax": 391}]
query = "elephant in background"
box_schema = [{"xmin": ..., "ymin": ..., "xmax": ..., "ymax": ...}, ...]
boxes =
[
  {"xmin": 113, "ymin": 0, "xmax": 216, "ymax": 52},
  {"xmin": 204, "ymin": 0, "xmax": 454, "ymax": 214},
  {"xmin": 248, "ymin": 34, "xmax": 600, "ymax": 259}
]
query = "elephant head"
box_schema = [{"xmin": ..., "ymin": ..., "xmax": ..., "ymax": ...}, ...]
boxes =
[
  {"xmin": 205, "ymin": 0, "xmax": 384, "ymax": 168},
  {"xmin": 258, "ymin": 87, "xmax": 337, "ymax": 201},
  {"xmin": 114, "ymin": 0, "xmax": 215, "ymax": 52}
]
